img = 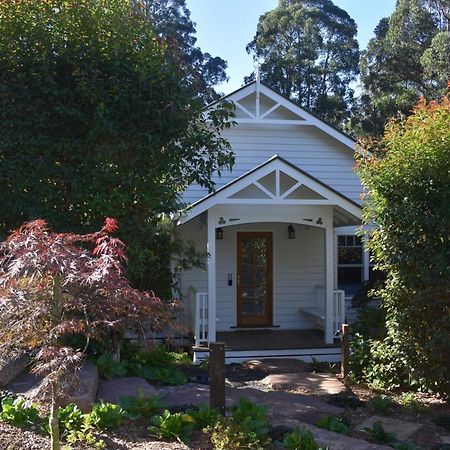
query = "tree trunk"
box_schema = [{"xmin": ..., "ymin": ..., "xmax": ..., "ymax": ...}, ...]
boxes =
[{"xmin": 50, "ymin": 381, "xmax": 60, "ymax": 450}]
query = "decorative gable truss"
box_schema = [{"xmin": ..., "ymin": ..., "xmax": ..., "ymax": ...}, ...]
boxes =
[
  {"xmin": 180, "ymin": 156, "xmax": 361, "ymax": 225},
  {"xmin": 208, "ymin": 81, "xmax": 356, "ymax": 149}
]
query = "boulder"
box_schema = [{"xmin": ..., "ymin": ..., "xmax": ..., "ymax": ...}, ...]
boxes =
[
  {"xmin": 97, "ymin": 377, "xmax": 157, "ymax": 404},
  {"xmin": 70, "ymin": 363, "xmax": 98, "ymax": 412},
  {"xmin": 0, "ymin": 353, "xmax": 29, "ymax": 387}
]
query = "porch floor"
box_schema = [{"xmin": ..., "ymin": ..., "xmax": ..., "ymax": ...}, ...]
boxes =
[{"xmin": 215, "ymin": 329, "xmax": 340, "ymax": 351}]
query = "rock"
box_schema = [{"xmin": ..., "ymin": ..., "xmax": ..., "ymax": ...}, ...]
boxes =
[
  {"xmin": 359, "ymin": 415, "xmax": 423, "ymax": 442},
  {"xmin": 97, "ymin": 377, "xmax": 158, "ymax": 404},
  {"xmin": 273, "ymin": 419, "xmax": 391, "ymax": 449},
  {"xmin": 158, "ymin": 383, "xmax": 209, "ymax": 408},
  {"xmin": 71, "ymin": 363, "xmax": 98, "ymax": 412},
  {"xmin": 0, "ymin": 353, "xmax": 29, "ymax": 387},
  {"xmin": 261, "ymin": 372, "xmax": 346, "ymax": 395},
  {"xmin": 243, "ymin": 358, "xmax": 310, "ymax": 374},
  {"xmin": 6, "ymin": 363, "xmax": 98, "ymax": 412}
]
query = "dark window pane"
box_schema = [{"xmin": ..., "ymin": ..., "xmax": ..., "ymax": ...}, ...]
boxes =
[
  {"xmin": 338, "ymin": 235, "xmax": 346, "ymax": 246},
  {"xmin": 338, "ymin": 247, "xmax": 363, "ymax": 264},
  {"xmin": 355, "ymin": 235, "xmax": 362, "ymax": 246}
]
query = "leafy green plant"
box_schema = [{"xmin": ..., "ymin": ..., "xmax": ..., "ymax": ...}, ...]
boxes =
[
  {"xmin": 391, "ymin": 442, "xmax": 417, "ymax": 450},
  {"xmin": 316, "ymin": 416, "xmax": 349, "ymax": 435},
  {"xmin": 42, "ymin": 404, "xmax": 84, "ymax": 437},
  {"xmin": 168, "ymin": 351, "xmax": 192, "ymax": 365},
  {"xmin": 398, "ymin": 392, "xmax": 425, "ymax": 413},
  {"xmin": 95, "ymin": 353, "xmax": 128, "ymax": 380},
  {"xmin": 208, "ymin": 417, "xmax": 270, "ymax": 450},
  {"xmin": 87, "ymin": 402, "xmax": 127, "ymax": 429},
  {"xmin": 230, "ymin": 397, "xmax": 270, "ymax": 437},
  {"xmin": 369, "ymin": 394, "xmax": 395, "ymax": 415},
  {"xmin": 363, "ymin": 421, "xmax": 397, "ymax": 445},
  {"xmin": 198, "ymin": 357, "xmax": 209, "ymax": 369},
  {"xmin": 282, "ymin": 427, "xmax": 322, "ymax": 450},
  {"xmin": 65, "ymin": 422, "xmax": 106, "ymax": 449},
  {"xmin": 148, "ymin": 410, "xmax": 195, "ymax": 444},
  {"xmin": 0, "ymin": 396, "xmax": 38, "ymax": 427},
  {"xmin": 185, "ymin": 404, "xmax": 220, "ymax": 430},
  {"xmin": 133, "ymin": 365, "xmax": 188, "ymax": 386},
  {"xmin": 119, "ymin": 393, "xmax": 166, "ymax": 420}
]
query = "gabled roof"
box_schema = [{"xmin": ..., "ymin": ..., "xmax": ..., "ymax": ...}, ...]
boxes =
[
  {"xmin": 180, "ymin": 155, "xmax": 361, "ymax": 225},
  {"xmin": 207, "ymin": 80, "xmax": 356, "ymax": 150}
]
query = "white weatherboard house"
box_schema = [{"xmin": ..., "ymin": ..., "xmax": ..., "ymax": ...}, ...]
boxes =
[{"xmin": 177, "ymin": 79, "xmax": 369, "ymax": 363}]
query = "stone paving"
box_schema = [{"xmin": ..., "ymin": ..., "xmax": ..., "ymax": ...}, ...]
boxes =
[{"xmin": 359, "ymin": 415, "xmax": 423, "ymax": 441}]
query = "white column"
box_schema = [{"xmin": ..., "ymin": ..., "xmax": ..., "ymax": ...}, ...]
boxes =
[
  {"xmin": 207, "ymin": 209, "xmax": 217, "ymax": 343},
  {"xmin": 324, "ymin": 219, "xmax": 334, "ymax": 344}
]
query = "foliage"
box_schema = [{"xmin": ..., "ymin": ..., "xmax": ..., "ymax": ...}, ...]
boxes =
[
  {"xmin": 143, "ymin": 0, "xmax": 228, "ymax": 103},
  {"xmin": 363, "ymin": 421, "xmax": 398, "ymax": 445},
  {"xmin": 246, "ymin": 0, "xmax": 359, "ymax": 127},
  {"xmin": 185, "ymin": 404, "xmax": 220, "ymax": 430},
  {"xmin": 229, "ymin": 397, "xmax": 270, "ymax": 437},
  {"xmin": 356, "ymin": 93, "xmax": 450, "ymax": 396},
  {"xmin": 208, "ymin": 417, "xmax": 270, "ymax": 450},
  {"xmin": 119, "ymin": 394, "xmax": 166, "ymax": 420},
  {"xmin": 0, "ymin": 0, "xmax": 234, "ymax": 296},
  {"xmin": 0, "ymin": 396, "xmax": 38, "ymax": 427},
  {"xmin": 42, "ymin": 404, "xmax": 84, "ymax": 437},
  {"xmin": 87, "ymin": 402, "xmax": 127, "ymax": 430},
  {"xmin": 94, "ymin": 345, "xmax": 189, "ymax": 385},
  {"xmin": 316, "ymin": 415, "xmax": 349, "ymax": 435},
  {"xmin": 363, "ymin": 421, "xmax": 417, "ymax": 449},
  {"xmin": 95, "ymin": 353, "xmax": 129, "ymax": 380},
  {"xmin": 282, "ymin": 427, "xmax": 323, "ymax": 450},
  {"xmin": 369, "ymin": 395, "xmax": 395, "ymax": 415},
  {"xmin": 148, "ymin": 410, "xmax": 195, "ymax": 444},
  {"xmin": 65, "ymin": 422, "xmax": 106, "ymax": 449},
  {"xmin": 397, "ymin": 392, "xmax": 425, "ymax": 414},
  {"xmin": 352, "ymin": 0, "xmax": 450, "ymax": 137}
]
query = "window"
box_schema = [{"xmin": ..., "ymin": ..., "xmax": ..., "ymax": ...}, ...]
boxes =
[{"xmin": 337, "ymin": 235, "xmax": 364, "ymax": 296}]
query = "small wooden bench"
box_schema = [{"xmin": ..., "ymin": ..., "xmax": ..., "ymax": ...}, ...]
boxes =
[{"xmin": 298, "ymin": 307, "xmax": 325, "ymax": 321}]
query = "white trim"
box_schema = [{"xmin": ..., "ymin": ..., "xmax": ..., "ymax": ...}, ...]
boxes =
[
  {"xmin": 324, "ymin": 213, "xmax": 334, "ymax": 344},
  {"xmin": 234, "ymin": 102, "xmax": 256, "ymax": 119},
  {"xmin": 180, "ymin": 157, "xmax": 361, "ymax": 225},
  {"xmin": 213, "ymin": 82, "xmax": 356, "ymax": 150},
  {"xmin": 260, "ymin": 102, "xmax": 281, "ymax": 119},
  {"xmin": 207, "ymin": 209, "xmax": 217, "ymax": 343}
]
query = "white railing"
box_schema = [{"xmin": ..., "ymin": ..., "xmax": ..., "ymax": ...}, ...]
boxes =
[
  {"xmin": 333, "ymin": 289, "xmax": 346, "ymax": 334},
  {"xmin": 190, "ymin": 288, "xmax": 208, "ymax": 347},
  {"xmin": 300, "ymin": 285, "xmax": 346, "ymax": 333}
]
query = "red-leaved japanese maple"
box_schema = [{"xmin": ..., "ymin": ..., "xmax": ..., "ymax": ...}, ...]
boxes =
[{"xmin": 0, "ymin": 218, "xmax": 177, "ymax": 449}]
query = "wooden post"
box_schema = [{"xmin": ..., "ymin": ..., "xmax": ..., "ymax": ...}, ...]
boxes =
[
  {"xmin": 209, "ymin": 342, "xmax": 225, "ymax": 415},
  {"xmin": 341, "ymin": 323, "xmax": 349, "ymax": 378}
]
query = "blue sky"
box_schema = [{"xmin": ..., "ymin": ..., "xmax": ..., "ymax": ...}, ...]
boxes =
[{"xmin": 186, "ymin": 0, "xmax": 397, "ymax": 93}]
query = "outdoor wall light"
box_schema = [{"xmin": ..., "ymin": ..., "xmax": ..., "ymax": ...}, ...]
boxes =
[
  {"xmin": 288, "ymin": 225, "xmax": 296, "ymax": 239},
  {"xmin": 216, "ymin": 227, "xmax": 224, "ymax": 240}
]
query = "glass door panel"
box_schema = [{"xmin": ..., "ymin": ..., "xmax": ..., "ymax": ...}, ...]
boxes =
[{"xmin": 237, "ymin": 232, "xmax": 272, "ymax": 326}]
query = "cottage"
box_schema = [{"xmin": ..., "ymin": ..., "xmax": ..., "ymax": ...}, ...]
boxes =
[{"xmin": 177, "ymin": 79, "xmax": 369, "ymax": 363}]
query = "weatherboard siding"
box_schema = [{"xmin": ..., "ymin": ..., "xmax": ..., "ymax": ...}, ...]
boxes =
[
  {"xmin": 182, "ymin": 124, "xmax": 362, "ymax": 205},
  {"xmin": 179, "ymin": 220, "xmax": 325, "ymax": 332}
]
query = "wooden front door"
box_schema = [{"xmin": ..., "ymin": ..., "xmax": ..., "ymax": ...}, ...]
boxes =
[{"xmin": 236, "ymin": 232, "xmax": 273, "ymax": 326}]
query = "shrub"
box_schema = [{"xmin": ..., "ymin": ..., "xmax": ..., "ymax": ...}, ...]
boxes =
[
  {"xmin": 42, "ymin": 404, "xmax": 84, "ymax": 437},
  {"xmin": 185, "ymin": 404, "xmax": 220, "ymax": 429},
  {"xmin": 363, "ymin": 421, "xmax": 397, "ymax": 445},
  {"xmin": 282, "ymin": 427, "xmax": 322, "ymax": 450},
  {"xmin": 95, "ymin": 353, "xmax": 128, "ymax": 380},
  {"xmin": 0, "ymin": 396, "xmax": 38, "ymax": 427},
  {"xmin": 357, "ymin": 93, "xmax": 450, "ymax": 396},
  {"xmin": 369, "ymin": 395, "xmax": 395, "ymax": 415},
  {"xmin": 398, "ymin": 392, "xmax": 425, "ymax": 414},
  {"xmin": 87, "ymin": 402, "xmax": 127, "ymax": 430},
  {"xmin": 208, "ymin": 417, "xmax": 270, "ymax": 450},
  {"xmin": 119, "ymin": 394, "xmax": 166, "ymax": 420},
  {"xmin": 148, "ymin": 410, "xmax": 195, "ymax": 444},
  {"xmin": 134, "ymin": 366, "xmax": 188, "ymax": 386},
  {"xmin": 229, "ymin": 397, "xmax": 270, "ymax": 437},
  {"xmin": 316, "ymin": 416, "xmax": 348, "ymax": 435}
]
